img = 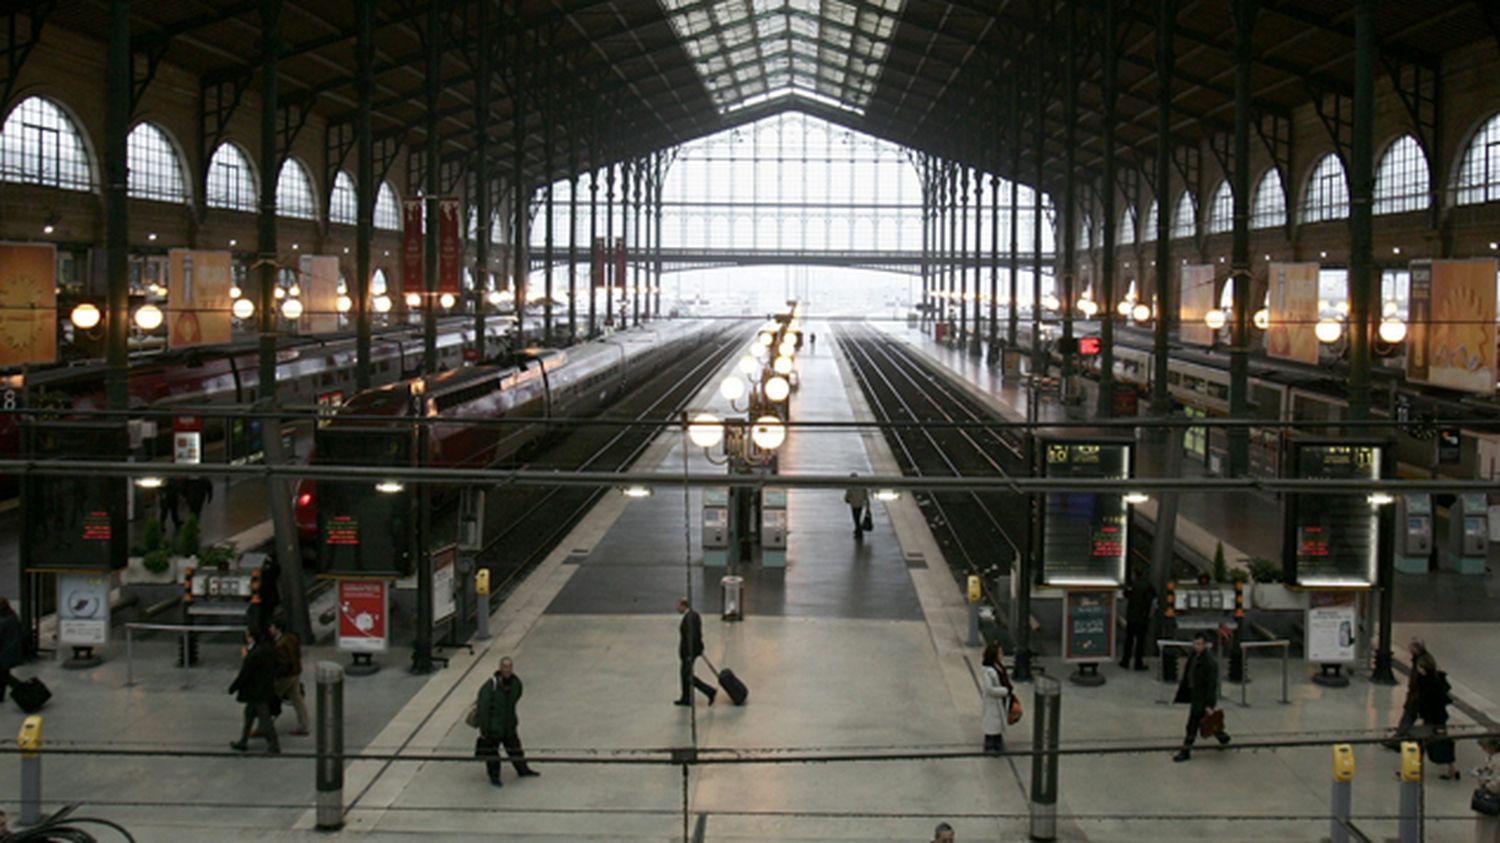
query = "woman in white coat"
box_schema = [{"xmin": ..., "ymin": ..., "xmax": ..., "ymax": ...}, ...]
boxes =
[{"xmin": 981, "ymin": 640, "xmax": 1012, "ymax": 753}]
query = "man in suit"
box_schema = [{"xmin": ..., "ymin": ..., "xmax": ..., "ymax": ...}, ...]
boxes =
[
  {"xmin": 1173, "ymin": 631, "xmax": 1231, "ymax": 762},
  {"xmin": 675, "ymin": 598, "xmax": 716, "ymax": 706}
]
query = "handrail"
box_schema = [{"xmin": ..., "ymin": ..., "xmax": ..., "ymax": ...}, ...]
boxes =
[{"xmin": 1239, "ymin": 639, "xmax": 1292, "ymax": 707}]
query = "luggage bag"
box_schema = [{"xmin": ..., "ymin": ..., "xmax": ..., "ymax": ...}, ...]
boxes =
[
  {"xmin": 701, "ymin": 656, "xmax": 748, "ymax": 706},
  {"xmin": 12, "ymin": 677, "xmax": 51, "ymax": 713}
]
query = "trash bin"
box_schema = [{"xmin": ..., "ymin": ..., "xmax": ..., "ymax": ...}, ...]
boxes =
[{"xmin": 721, "ymin": 576, "xmax": 743, "ymax": 621}]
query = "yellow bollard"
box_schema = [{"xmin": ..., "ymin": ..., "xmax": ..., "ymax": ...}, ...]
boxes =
[
  {"xmin": 475, "ymin": 569, "xmax": 491, "ymax": 597},
  {"xmin": 1332, "ymin": 743, "xmax": 1354, "ymax": 782},
  {"xmin": 966, "ymin": 575, "xmax": 982, "ymax": 646},
  {"xmin": 1331, "ymin": 743, "xmax": 1354, "ymax": 843},
  {"xmin": 1400, "ymin": 741, "xmax": 1422, "ymax": 782},
  {"xmin": 967, "ymin": 575, "xmax": 982, "ymax": 604},
  {"xmin": 18, "ymin": 715, "xmax": 41, "ymax": 825}
]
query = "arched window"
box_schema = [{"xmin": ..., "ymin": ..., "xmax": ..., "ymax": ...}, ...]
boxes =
[
  {"xmin": 1118, "ymin": 207, "xmax": 1136, "ymax": 246},
  {"xmin": 1172, "ymin": 191, "xmax": 1197, "ymax": 240},
  {"xmin": 373, "ymin": 181, "xmax": 400, "ymax": 230},
  {"xmin": 490, "ymin": 210, "xmax": 504, "ymax": 245},
  {"xmin": 1250, "ymin": 169, "xmax": 1287, "ymax": 229},
  {"xmin": 126, "ymin": 122, "xmax": 187, "ymax": 202},
  {"xmin": 1206, "ymin": 181, "xmax": 1233, "ymax": 234},
  {"xmin": 370, "ymin": 268, "xmax": 389, "ymax": 296},
  {"xmin": 0, "ymin": 96, "xmax": 93, "ymax": 191},
  {"xmin": 329, "ymin": 171, "xmax": 357, "ymax": 225},
  {"xmin": 206, "ymin": 142, "xmax": 256, "ymax": 211},
  {"xmin": 1079, "ymin": 216, "xmax": 1092, "ymax": 251},
  {"xmin": 1454, "ymin": 114, "xmax": 1500, "ymax": 205},
  {"xmin": 1142, "ymin": 200, "xmax": 1158, "ymax": 242},
  {"xmin": 1301, "ymin": 153, "xmax": 1349, "ymax": 223},
  {"xmin": 1374, "ymin": 135, "xmax": 1430, "ymax": 214},
  {"xmin": 276, "ymin": 159, "xmax": 316, "ymax": 220}
]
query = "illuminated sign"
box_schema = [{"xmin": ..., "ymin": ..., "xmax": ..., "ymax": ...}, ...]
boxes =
[
  {"xmin": 316, "ymin": 428, "xmax": 414, "ymax": 577},
  {"xmin": 1040, "ymin": 438, "xmax": 1132, "ymax": 587},
  {"xmin": 1284, "ymin": 440, "xmax": 1383, "ymax": 588},
  {"xmin": 23, "ymin": 421, "xmax": 128, "ymax": 571},
  {"xmin": 1078, "ymin": 336, "xmax": 1101, "ymax": 356}
]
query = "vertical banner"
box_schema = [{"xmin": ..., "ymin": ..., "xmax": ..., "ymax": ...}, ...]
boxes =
[
  {"xmin": 1062, "ymin": 590, "xmax": 1114, "ymax": 662},
  {"xmin": 1305, "ymin": 591, "xmax": 1358, "ymax": 663},
  {"xmin": 1266, "ymin": 261, "xmax": 1320, "ymax": 365},
  {"xmin": 57, "ymin": 572, "xmax": 111, "ymax": 646},
  {"xmin": 299, "ymin": 255, "xmax": 341, "ymax": 334},
  {"xmin": 1407, "ymin": 258, "xmax": 1497, "ymax": 394},
  {"xmin": 337, "ymin": 579, "xmax": 389, "ymax": 653},
  {"xmin": 614, "ymin": 238, "xmax": 627, "ymax": 293},
  {"xmin": 0, "ymin": 242, "xmax": 57, "ymax": 367},
  {"xmin": 591, "ymin": 237, "xmax": 605, "ymax": 289},
  {"xmin": 402, "ymin": 197, "xmax": 424, "ymax": 296},
  {"xmin": 168, "ymin": 249, "xmax": 232, "ymax": 348},
  {"xmin": 1178, "ymin": 264, "xmax": 1218, "ymax": 346},
  {"xmin": 173, "ymin": 415, "xmax": 202, "ymax": 464},
  {"xmin": 438, "ymin": 197, "xmax": 461, "ymax": 295}
]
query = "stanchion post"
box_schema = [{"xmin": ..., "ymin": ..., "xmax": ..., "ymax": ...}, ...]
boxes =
[
  {"xmin": 1029, "ymin": 676, "xmax": 1062, "ymax": 841},
  {"xmin": 316, "ymin": 661, "xmax": 346, "ymax": 831},
  {"xmin": 474, "ymin": 568, "xmax": 491, "ymax": 641},
  {"xmin": 18, "ymin": 715, "xmax": 42, "ymax": 826},
  {"xmin": 1331, "ymin": 743, "xmax": 1354, "ymax": 843},
  {"xmin": 1399, "ymin": 740, "xmax": 1422, "ymax": 843},
  {"xmin": 967, "ymin": 575, "xmax": 982, "ymax": 647}
]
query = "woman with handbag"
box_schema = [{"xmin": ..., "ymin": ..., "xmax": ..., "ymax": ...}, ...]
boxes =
[
  {"xmin": 1415, "ymin": 660, "xmax": 1459, "ymax": 780},
  {"xmin": 980, "ymin": 641, "xmax": 1020, "ymax": 753},
  {"xmin": 1173, "ymin": 631, "xmax": 1231, "ymax": 763}
]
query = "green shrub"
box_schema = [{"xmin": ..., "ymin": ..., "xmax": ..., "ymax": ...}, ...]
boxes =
[
  {"xmin": 132, "ymin": 520, "xmax": 165, "ymax": 557},
  {"xmin": 199, "ymin": 543, "xmax": 236, "ymax": 570},
  {"xmin": 1213, "ymin": 542, "xmax": 1227, "ymax": 583},
  {"xmin": 1245, "ymin": 557, "xmax": 1283, "ymax": 584},
  {"xmin": 142, "ymin": 547, "xmax": 172, "ymax": 575},
  {"xmin": 174, "ymin": 514, "xmax": 201, "ymax": 558}
]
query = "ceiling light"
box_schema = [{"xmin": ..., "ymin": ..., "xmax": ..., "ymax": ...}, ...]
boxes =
[
  {"xmin": 1123, "ymin": 491, "xmax": 1149, "ymax": 505},
  {"xmin": 750, "ymin": 416, "xmax": 786, "ymax": 451},
  {"xmin": 373, "ymin": 295, "xmax": 393, "ymax": 313},
  {"xmin": 1314, "ymin": 317, "xmax": 1342, "ymax": 344},
  {"xmin": 688, "ymin": 412, "xmax": 724, "ymax": 449},
  {"xmin": 873, "ymin": 489, "xmax": 901, "ymax": 502},
  {"xmin": 135, "ymin": 476, "xmax": 164, "ymax": 490},
  {"xmin": 375, "ymin": 481, "xmax": 405, "ymax": 494},
  {"xmin": 621, "ymin": 485, "xmax": 653, "ymax": 499},
  {"xmin": 1378, "ymin": 317, "xmax": 1407, "ymax": 344},
  {"xmin": 439, "ymin": 292, "xmax": 456, "ymax": 309},
  {"xmin": 70, "ymin": 302, "xmax": 101, "ymax": 330},
  {"xmin": 1252, "ymin": 308, "xmax": 1269, "ymax": 330},
  {"xmin": 719, "ymin": 375, "xmax": 746, "ymax": 402},
  {"xmin": 281, "ymin": 297, "xmax": 304, "ymax": 320},
  {"xmin": 764, "ymin": 375, "xmax": 791, "ymax": 402},
  {"xmin": 336, "ymin": 294, "xmax": 353, "ymax": 314},
  {"xmin": 134, "ymin": 303, "xmax": 163, "ymax": 331},
  {"xmin": 232, "ymin": 298, "xmax": 255, "ymax": 320}
]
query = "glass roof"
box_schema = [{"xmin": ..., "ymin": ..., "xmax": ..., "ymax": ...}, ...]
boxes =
[{"xmin": 659, "ymin": 0, "xmax": 906, "ymax": 117}]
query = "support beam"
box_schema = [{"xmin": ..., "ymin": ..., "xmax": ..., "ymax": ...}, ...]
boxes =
[
  {"xmin": 1150, "ymin": 0, "xmax": 1176, "ymax": 418},
  {"xmin": 1228, "ymin": 0, "xmax": 1257, "ymax": 476},
  {"xmin": 1347, "ymin": 0, "xmax": 1376, "ymax": 422},
  {"xmin": 472, "ymin": 0, "xmax": 490, "ymax": 361},
  {"xmin": 512, "ymin": 30, "xmax": 529, "ymax": 353},
  {"xmin": 105, "ymin": 0, "xmax": 129, "ymax": 412},
  {"xmin": 1097, "ymin": 0, "xmax": 1119, "ymax": 419},
  {"xmin": 354, "ymin": 0, "xmax": 374, "ymax": 389},
  {"xmin": 1060, "ymin": 0, "xmax": 1078, "ymax": 381}
]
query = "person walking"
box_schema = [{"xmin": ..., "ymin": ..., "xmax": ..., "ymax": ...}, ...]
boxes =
[
  {"xmin": 844, "ymin": 475, "xmax": 869, "ymax": 539},
  {"xmin": 1118, "ymin": 571, "xmax": 1156, "ymax": 670},
  {"xmin": 0, "ymin": 598, "xmax": 24, "ymax": 702},
  {"xmin": 932, "ymin": 822, "xmax": 955, "ymax": 842},
  {"xmin": 808, "ymin": 333, "xmax": 817, "ymax": 355},
  {"xmin": 182, "ymin": 476, "xmax": 214, "ymax": 521},
  {"xmin": 979, "ymin": 641, "xmax": 1011, "ymax": 753},
  {"xmin": 674, "ymin": 598, "xmax": 717, "ymax": 706},
  {"xmin": 228, "ymin": 630, "xmax": 281, "ymax": 754},
  {"xmin": 1173, "ymin": 631, "xmax": 1230, "ymax": 762},
  {"xmin": 1387, "ymin": 637, "xmax": 1439, "ymax": 747},
  {"xmin": 158, "ymin": 477, "xmax": 182, "ymax": 533},
  {"xmin": 1413, "ymin": 657, "xmax": 1460, "ymax": 780},
  {"xmin": 474, "ymin": 657, "xmax": 540, "ymax": 786},
  {"xmin": 268, "ymin": 616, "xmax": 309, "ymax": 737}
]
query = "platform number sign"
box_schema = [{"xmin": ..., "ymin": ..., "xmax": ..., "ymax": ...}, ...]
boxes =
[
  {"xmin": 1039, "ymin": 438, "xmax": 1132, "ymax": 587},
  {"xmin": 1284, "ymin": 440, "xmax": 1384, "ymax": 588}
]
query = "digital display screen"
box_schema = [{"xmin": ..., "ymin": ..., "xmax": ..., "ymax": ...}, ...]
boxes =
[
  {"xmin": 1287, "ymin": 442, "xmax": 1381, "ymax": 587},
  {"xmin": 1041, "ymin": 440, "xmax": 1131, "ymax": 586},
  {"xmin": 23, "ymin": 421, "xmax": 128, "ymax": 571},
  {"xmin": 316, "ymin": 428, "xmax": 413, "ymax": 576},
  {"xmin": 1078, "ymin": 336, "xmax": 1101, "ymax": 356}
]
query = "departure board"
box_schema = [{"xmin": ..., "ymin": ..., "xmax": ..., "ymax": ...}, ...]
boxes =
[
  {"xmin": 1285, "ymin": 441, "xmax": 1382, "ymax": 587},
  {"xmin": 316, "ymin": 428, "xmax": 415, "ymax": 577},
  {"xmin": 23, "ymin": 421, "xmax": 128, "ymax": 571},
  {"xmin": 1040, "ymin": 439, "xmax": 1132, "ymax": 586}
]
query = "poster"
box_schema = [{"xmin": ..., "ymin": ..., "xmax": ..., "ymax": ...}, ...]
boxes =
[
  {"xmin": 1266, "ymin": 262, "xmax": 1320, "ymax": 365},
  {"xmin": 432, "ymin": 543, "xmax": 457, "ymax": 624},
  {"xmin": 172, "ymin": 415, "xmax": 202, "ymax": 464},
  {"xmin": 337, "ymin": 579, "xmax": 389, "ymax": 653},
  {"xmin": 438, "ymin": 197, "xmax": 460, "ymax": 295},
  {"xmin": 1305, "ymin": 591, "xmax": 1358, "ymax": 663},
  {"xmin": 299, "ymin": 255, "xmax": 340, "ymax": 334},
  {"xmin": 1178, "ymin": 264, "xmax": 1218, "ymax": 346},
  {"xmin": 590, "ymin": 237, "xmax": 605, "ymax": 289},
  {"xmin": 614, "ymin": 238, "xmax": 627, "ymax": 295},
  {"xmin": 402, "ymin": 197, "xmax": 424, "ymax": 297},
  {"xmin": 1062, "ymin": 590, "xmax": 1114, "ymax": 662},
  {"xmin": 167, "ymin": 249, "xmax": 232, "ymax": 348},
  {"xmin": 58, "ymin": 572, "xmax": 111, "ymax": 646},
  {"xmin": 0, "ymin": 242, "xmax": 57, "ymax": 367},
  {"xmin": 1407, "ymin": 259, "xmax": 1497, "ymax": 395}
]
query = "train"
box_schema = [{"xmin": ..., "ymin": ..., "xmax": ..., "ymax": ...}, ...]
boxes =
[{"xmin": 293, "ymin": 319, "xmax": 725, "ymax": 545}]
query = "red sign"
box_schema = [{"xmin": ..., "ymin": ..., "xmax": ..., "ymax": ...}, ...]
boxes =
[
  {"xmin": 438, "ymin": 197, "xmax": 460, "ymax": 295},
  {"xmin": 1079, "ymin": 336, "xmax": 1101, "ymax": 356},
  {"xmin": 402, "ymin": 197, "xmax": 424, "ymax": 296},
  {"xmin": 325, "ymin": 515, "xmax": 359, "ymax": 546},
  {"xmin": 614, "ymin": 238, "xmax": 627, "ymax": 293},
  {"xmin": 590, "ymin": 237, "xmax": 605, "ymax": 289},
  {"xmin": 337, "ymin": 579, "xmax": 388, "ymax": 653},
  {"xmin": 82, "ymin": 511, "xmax": 112, "ymax": 542}
]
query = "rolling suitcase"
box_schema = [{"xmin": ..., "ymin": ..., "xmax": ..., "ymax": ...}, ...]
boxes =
[
  {"xmin": 12, "ymin": 677, "xmax": 51, "ymax": 713},
  {"xmin": 1427, "ymin": 731, "xmax": 1457, "ymax": 766},
  {"xmin": 701, "ymin": 656, "xmax": 748, "ymax": 706}
]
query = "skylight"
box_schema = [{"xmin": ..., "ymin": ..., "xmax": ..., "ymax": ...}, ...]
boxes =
[{"xmin": 660, "ymin": 0, "xmax": 905, "ymax": 117}]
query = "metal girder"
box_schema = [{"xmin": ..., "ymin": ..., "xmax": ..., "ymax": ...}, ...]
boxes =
[
  {"xmin": 325, "ymin": 119, "xmax": 356, "ymax": 196},
  {"xmin": 199, "ymin": 71, "xmax": 251, "ymax": 197},
  {"xmin": 1306, "ymin": 83, "xmax": 1350, "ymax": 166},
  {"xmin": 133, "ymin": 1, "xmax": 259, "ymax": 48},
  {"xmin": 278, "ymin": 92, "xmax": 315, "ymax": 165},
  {"xmin": 1172, "ymin": 143, "xmax": 1201, "ymax": 209},
  {"xmin": 373, "ymin": 129, "xmax": 404, "ymax": 186},
  {"xmin": 130, "ymin": 38, "xmax": 171, "ymax": 116},
  {"xmin": 1, "ymin": 1, "xmax": 54, "ymax": 116},
  {"xmin": 1382, "ymin": 54, "xmax": 1440, "ymax": 212},
  {"xmin": 1208, "ymin": 131, "xmax": 1232, "ymax": 184}
]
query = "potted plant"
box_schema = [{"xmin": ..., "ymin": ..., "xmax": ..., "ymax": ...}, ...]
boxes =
[
  {"xmin": 1245, "ymin": 557, "xmax": 1305, "ymax": 610},
  {"xmin": 124, "ymin": 520, "xmax": 176, "ymax": 584},
  {"xmin": 172, "ymin": 514, "xmax": 202, "ymax": 580},
  {"xmin": 199, "ymin": 542, "xmax": 237, "ymax": 571}
]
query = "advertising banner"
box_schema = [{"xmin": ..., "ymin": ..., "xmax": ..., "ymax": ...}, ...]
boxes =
[
  {"xmin": 438, "ymin": 197, "xmax": 461, "ymax": 295},
  {"xmin": 402, "ymin": 197, "xmax": 424, "ymax": 296},
  {"xmin": 1062, "ymin": 590, "xmax": 1114, "ymax": 662},
  {"xmin": 337, "ymin": 579, "xmax": 389, "ymax": 653},
  {"xmin": 1407, "ymin": 258, "xmax": 1497, "ymax": 395},
  {"xmin": 299, "ymin": 255, "xmax": 341, "ymax": 334},
  {"xmin": 0, "ymin": 242, "xmax": 57, "ymax": 367},
  {"xmin": 614, "ymin": 238, "xmax": 627, "ymax": 294},
  {"xmin": 168, "ymin": 249, "xmax": 233, "ymax": 348},
  {"xmin": 590, "ymin": 238, "xmax": 605, "ymax": 289},
  {"xmin": 432, "ymin": 543, "xmax": 457, "ymax": 624},
  {"xmin": 57, "ymin": 572, "xmax": 111, "ymax": 646},
  {"xmin": 1266, "ymin": 262, "xmax": 1320, "ymax": 365},
  {"xmin": 1178, "ymin": 264, "xmax": 1218, "ymax": 346},
  {"xmin": 1305, "ymin": 591, "xmax": 1358, "ymax": 663},
  {"xmin": 172, "ymin": 415, "xmax": 202, "ymax": 464}
]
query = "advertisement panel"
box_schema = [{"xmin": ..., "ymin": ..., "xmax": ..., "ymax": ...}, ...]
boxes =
[
  {"xmin": 57, "ymin": 572, "xmax": 111, "ymax": 646},
  {"xmin": 1305, "ymin": 591, "xmax": 1358, "ymax": 663},
  {"xmin": 402, "ymin": 197, "xmax": 424, "ymax": 296},
  {"xmin": 591, "ymin": 238, "xmax": 605, "ymax": 288},
  {"xmin": 1406, "ymin": 258, "xmax": 1497, "ymax": 395},
  {"xmin": 173, "ymin": 415, "xmax": 202, "ymax": 464},
  {"xmin": 1266, "ymin": 262, "xmax": 1320, "ymax": 365},
  {"xmin": 168, "ymin": 249, "xmax": 233, "ymax": 348},
  {"xmin": 0, "ymin": 242, "xmax": 57, "ymax": 367},
  {"xmin": 1062, "ymin": 590, "xmax": 1115, "ymax": 662},
  {"xmin": 438, "ymin": 197, "xmax": 461, "ymax": 295},
  {"xmin": 432, "ymin": 544, "xmax": 457, "ymax": 624},
  {"xmin": 1178, "ymin": 264, "xmax": 1219, "ymax": 346},
  {"xmin": 337, "ymin": 580, "xmax": 389, "ymax": 653},
  {"xmin": 299, "ymin": 255, "xmax": 341, "ymax": 334}
]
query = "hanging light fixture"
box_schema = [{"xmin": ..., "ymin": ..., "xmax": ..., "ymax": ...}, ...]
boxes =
[
  {"xmin": 1204, "ymin": 308, "xmax": 1227, "ymax": 330},
  {"xmin": 1252, "ymin": 308, "xmax": 1270, "ymax": 330},
  {"xmin": 134, "ymin": 303, "xmax": 164, "ymax": 330},
  {"xmin": 232, "ymin": 298, "xmax": 256, "ymax": 320},
  {"xmin": 405, "ymin": 292, "xmax": 422, "ymax": 308},
  {"xmin": 1314, "ymin": 317, "xmax": 1343, "ymax": 344},
  {"xmin": 70, "ymin": 303, "xmax": 101, "ymax": 330},
  {"xmin": 281, "ymin": 297, "xmax": 305, "ymax": 320},
  {"xmin": 1131, "ymin": 303, "xmax": 1152, "ymax": 323},
  {"xmin": 335, "ymin": 294, "xmax": 353, "ymax": 314},
  {"xmin": 764, "ymin": 375, "xmax": 791, "ymax": 403},
  {"xmin": 1378, "ymin": 317, "xmax": 1408, "ymax": 344},
  {"xmin": 750, "ymin": 416, "xmax": 786, "ymax": 451},
  {"xmin": 687, "ymin": 412, "xmax": 724, "ymax": 448}
]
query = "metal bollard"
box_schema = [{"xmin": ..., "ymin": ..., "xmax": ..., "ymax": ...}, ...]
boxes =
[
  {"xmin": 1029, "ymin": 676, "xmax": 1063, "ymax": 841},
  {"xmin": 967, "ymin": 575, "xmax": 981, "ymax": 647},
  {"xmin": 1400, "ymin": 741, "xmax": 1422, "ymax": 843},
  {"xmin": 17, "ymin": 715, "xmax": 42, "ymax": 826},
  {"xmin": 1330, "ymin": 744, "xmax": 1355, "ymax": 843},
  {"xmin": 474, "ymin": 569, "xmax": 491, "ymax": 641},
  {"xmin": 316, "ymin": 661, "xmax": 346, "ymax": 831}
]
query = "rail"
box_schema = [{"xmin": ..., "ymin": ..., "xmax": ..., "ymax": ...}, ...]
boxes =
[
  {"xmin": 1239, "ymin": 639, "xmax": 1292, "ymax": 707},
  {"xmin": 124, "ymin": 622, "xmax": 244, "ymax": 687}
]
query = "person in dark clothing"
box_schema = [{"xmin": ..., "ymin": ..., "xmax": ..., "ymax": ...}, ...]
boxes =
[
  {"xmin": 229, "ymin": 630, "xmax": 281, "ymax": 753},
  {"xmin": 253, "ymin": 558, "xmax": 282, "ymax": 636},
  {"xmin": 1118, "ymin": 575, "xmax": 1157, "ymax": 670},
  {"xmin": 181, "ymin": 476, "xmax": 214, "ymax": 521},
  {"xmin": 1173, "ymin": 632, "xmax": 1230, "ymax": 762},
  {"xmin": 1413, "ymin": 658, "xmax": 1459, "ymax": 780},
  {"xmin": 0, "ymin": 598, "xmax": 25, "ymax": 702},
  {"xmin": 675, "ymin": 597, "xmax": 717, "ymax": 706},
  {"xmin": 158, "ymin": 477, "xmax": 182, "ymax": 532},
  {"xmin": 844, "ymin": 475, "xmax": 869, "ymax": 539},
  {"xmin": 1388, "ymin": 637, "xmax": 1439, "ymax": 747},
  {"xmin": 474, "ymin": 657, "xmax": 539, "ymax": 786}
]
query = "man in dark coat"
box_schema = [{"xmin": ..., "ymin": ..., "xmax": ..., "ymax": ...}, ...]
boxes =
[
  {"xmin": 675, "ymin": 597, "xmax": 716, "ymax": 706},
  {"xmin": 158, "ymin": 477, "xmax": 182, "ymax": 532},
  {"xmin": 1173, "ymin": 631, "xmax": 1230, "ymax": 762},
  {"xmin": 182, "ymin": 476, "xmax": 214, "ymax": 521},
  {"xmin": 1118, "ymin": 573, "xmax": 1156, "ymax": 671},
  {"xmin": 474, "ymin": 657, "xmax": 539, "ymax": 786},
  {"xmin": 1386, "ymin": 636, "xmax": 1440, "ymax": 748},
  {"xmin": 229, "ymin": 630, "xmax": 281, "ymax": 753},
  {"xmin": 0, "ymin": 598, "xmax": 24, "ymax": 702}
]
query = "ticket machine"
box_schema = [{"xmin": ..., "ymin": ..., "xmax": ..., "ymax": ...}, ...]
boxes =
[
  {"xmin": 1394, "ymin": 494, "xmax": 1433, "ymax": 574},
  {"xmin": 761, "ymin": 489, "xmax": 787, "ymax": 568},
  {"xmin": 1445, "ymin": 493, "xmax": 1489, "ymax": 575},
  {"xmin": 703, "ymin": 489, "xmax": 731, "ymax": 568}
]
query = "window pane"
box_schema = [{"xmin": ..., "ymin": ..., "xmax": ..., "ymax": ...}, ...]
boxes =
[
  {"xmin": 1173, "ymin": 192, "xmax": 1197, "ymax": 239},
  {"xmin": 374, "ymin": 182, "xmax": 400, "ymax": 230},
  {"xmin": 1455, "ymin": 115, "xmax": 1500, "ymax": 206},
  {"xmin": 329, "ymin": 171, "xmax": 357, "ymax": 225},
  {"xmin": 1251, "ymin": 169, "xmax": 1287, "ymax": 229},
  {"xmin": 1374, "ymin": 135, "xmax": 1430, "ymax": 215},
  {"xmin": 1302, "ymin": 154, "xmax": 1349, "ymax": 223},
  {"xmin": 1206, "ymin": 181, "xmax": 1233, "ymax": 234},
  {"xmin": 276, "ymin": 159, "xmax": 317, "ymax": 220},
  {"xmin": 0, "ymin": 96, "xmax": 93, "ymax": 191},
  {"xmin": 127, "ymin": 123, "xmax": 187, "ymax": 203},
  {"xmin": 206, "ymin": 143, "xmax": 256, "ymax": 211}
]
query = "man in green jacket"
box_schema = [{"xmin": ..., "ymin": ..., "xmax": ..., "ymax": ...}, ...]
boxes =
[{"xmin": 475, "ymin": 657, "xmax": 540, "ymax": 786}]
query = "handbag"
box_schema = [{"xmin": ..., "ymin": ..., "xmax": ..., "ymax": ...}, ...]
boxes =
[
  {"xmin": 1199, "ymin": 708, "xmax": 1225, "ymax": 738},
  {"xmin": 998, "ymin": 664, "xmax": 1023, "ymax": 726},
  {"xmin": 464, "ymin": 702, "xmax": 479, "ymax": 729},
  {"xmin": 861, "ymin": 510, "xmax": 873, "ymax": 531},
  {"xmin": 1472, "ymin": 785, "xmax": 1500, "ymax": 817}
]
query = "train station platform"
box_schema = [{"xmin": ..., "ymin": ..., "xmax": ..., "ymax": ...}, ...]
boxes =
[{"xmin": 0, "ymin": 323, "xmax": 1493, "ymax": 840}]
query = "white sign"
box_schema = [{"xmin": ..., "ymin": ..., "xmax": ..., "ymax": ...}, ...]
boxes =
[
  {"xmin": 173, "ymin": 431, "xmax": 202, "ymax": 464},
  {"xmin": 1305, "ymin": 593, "xmax": 1358, "ymax": 663},
  {"xmin": 58, "ymin": 573, "xmax": 111, "ymax": 646},
  {"xmin": 432, "ymin": 545, "xmax": 457, "ymax": 624}
]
